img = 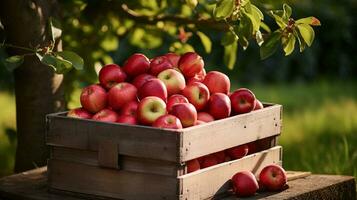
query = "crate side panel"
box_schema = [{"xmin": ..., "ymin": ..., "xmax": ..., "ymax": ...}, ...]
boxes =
[
  {"xmin": 46, "ymin": 116, "xmax": 180, "ymax": 162},
  {"xmin": 48, "ymin": 159, "xmax": 179, "ymax": 200},
  {"xmin": 51, "ymin": 146, "xmax": 179, "ymax": 177},
  {"xmin": 181, "ymin": 105, "xmax": 282, "ymax": 162},
  {"xmin": 178, "ymin": 146, "xmax": 282, "ymax": 200}
]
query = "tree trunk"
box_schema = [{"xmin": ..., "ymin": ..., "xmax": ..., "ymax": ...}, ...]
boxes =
[{"xmin": 0, "ymin": 0, "xmax": 64, "ymax": 172}]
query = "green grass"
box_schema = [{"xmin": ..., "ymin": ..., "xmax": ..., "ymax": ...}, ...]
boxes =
[{"xmin": 0, "ymin": 80, "xmax": 356, "ymax": 179}]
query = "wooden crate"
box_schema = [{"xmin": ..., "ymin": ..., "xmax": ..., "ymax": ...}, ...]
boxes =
[{"xmin": 46, "ymin": 103, "xmax": 282, "ymax": 200}]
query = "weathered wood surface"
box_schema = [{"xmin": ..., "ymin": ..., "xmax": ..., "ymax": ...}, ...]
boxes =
[{"xmin": 0, "ymin": 167, "xmax": 355, "ymax": 200}]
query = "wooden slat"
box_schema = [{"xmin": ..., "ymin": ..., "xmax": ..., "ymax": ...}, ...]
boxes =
[
  {"xmin": 48, "ymin": 159, "xmax": 178, "ymax": 200},
  {"xmin": 98, "ymin": 140, "xmax": 119, "ymax": 169},
  {"xmin": 287, "ymin": 171, "xmax": 311, "ymax": 181},
  {"xmin": 46, "ymin": 114, "xmax": 181, "ymax": 162},
  {"xmin": 51, "ymin": 147, "xmax": 179, "ymax": 177},
  {"xmin": 180, "ymin": 105, "xmax": 282, "ymax": 162},
  {"xmin": 178, "ymin": 146, "xmax": 282, "ymax": 200}
]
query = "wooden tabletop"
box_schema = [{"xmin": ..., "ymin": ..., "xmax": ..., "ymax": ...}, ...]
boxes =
[{"xmin": 0, "ymin": 167, "xmax": 355, "ymax": 200}]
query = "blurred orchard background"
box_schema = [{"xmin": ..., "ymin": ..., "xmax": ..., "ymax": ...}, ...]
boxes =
[{"xmin": 0, "ymin": 0, "xmax": 356, "ymax": 179}]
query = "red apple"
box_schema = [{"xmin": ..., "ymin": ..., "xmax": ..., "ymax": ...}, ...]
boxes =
[
  {"xmin": 150, "ymin": 56, "xmax": 174, "ymax": 76},
  {"xmin": 67, "ymin": 108, "xmax": 92, "ymax": 119},
  {"xmin": 165, "ymin": 52, "xmax": 180, "ymax": 67},
  {"xmin": 208, "ymin": 93, "xmax": 231, "ymax": 119},
  {"xmin": 203, "ymin": 71, "xmax": 230, "ymax": 95},
  {"xmin": 99, "ymin": 64, "xmax": 127, "ymax": 90},
  {"xmin": 170, "ymin": 103, "xmax": 197, "ymax": 128},
  {"xmin": 197, "ymin": 112, "xmax": 214, "ymax": 123},
  {"xmin": 120, "ymin": 101, "xmax": 138, "ymax": 117},
  {"xmin": 122, "ymin": 53, "xmax": 150, "ymax": 77},
  {"xmin": 152, "ymin": 114, "xmax": 183, "ymax": 129},
  {"xmin": 259, "ymin": 164, "xmax": 287, "ymax": 191},
  {"xmin": 247, "ymin": 142, "xmax": 257, "ymax": 154},
  {"xmin": 212, "ymin": 151, "xmax": 226, "ymax": 163},
  {"xmin": 166, "ymin": 94, "xmax": 189, "ymax": 112},
  {"xmin": 182, "ymin": 82, "xmax": 210, "ymax": 111},
  {"xmin": 194, "ymin": 120, "xmax": 206, "ymax": 126},
  {"xmin": 137, "ymin": 96, "xmax": 167, "ymax": 125},
  {"xmin": 200, "ymin": 155, "xmax": 218, "ymax": 168},
  {"xmin": 231, "ymin": 171, "xmax": 259, "ymax": 197},
  {"xmin": 186, "ymin": 68, "xmax": 206, "ymax": 84},
  {"xmin": 187, "ymin": 159, "xmax": 200, "ymax": 173},
  {"xmin": 226, "ymin": 144, "xmax": 249, "ymax": 160},
  {"xmin": 80, "ymin": 84, "xmax": 107, "ymax": 113},
  {"xmin": 92, "ymin": 109, "xmax": 119, "ymax": 123},
  {"xmin": 117, "ymin": 115, "xmax": 138, "ymax": 125},
  {"xmin": 254, "ymin": 99, "xmax": 264, "ymax": 110},
  {"xmin": 157, "ymin": 69, "xmax": 186, "ymax": 96},
  {"xmin": 138, "ymin": 78, "xmax": 168, "ymax": 101},
  {"xmin": 230, "ymin": 88, "xmax": 256, "ymax": 114},
  {"xmin": 178, "ymin": 52, "xmax": 204, "ymax": 78},
  {"xmin": 108, "ymin": 82, "xmax": 137, "ymax": 110},
  {"xmin": 131, "ymin": 73, "xmax": 155, "ymax": 89}
]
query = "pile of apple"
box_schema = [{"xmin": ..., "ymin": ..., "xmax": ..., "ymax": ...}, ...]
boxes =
[
  {"xmin": 231, "ymin": 164, "xmax": 288, "ymax": 197},
  {"xmin": 68, "ymin": 51, "xmax": 263, "ymax": 128}
]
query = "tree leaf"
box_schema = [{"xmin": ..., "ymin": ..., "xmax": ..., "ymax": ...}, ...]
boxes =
[
  {"xmin": 260, "ymin": 31, "xmax": 282, "ymax": 59},
  {"xmin": 294, "ymin": 29, "xmax": 307, "ymax": 52},
  {"xmin": 40, "ymin": 54, "xmax": 73, "ymax": 74},
  {"xmin": 269, "ymin": 11, "xmax": 287, "ymax": 28},
  {"xmin": 196, "ymin": 31, "xmax": 212, "ymax": 53},
  {"xmin": 56, "ymin": 51, "xmax": 84, "ymax": 70},
  {"xmin": 283, "ymin": 4, "xmax": 292, "ymax": 20},
  {"xmin": 255, "ymin": 30, "xmax": 264, "ymax": 46},
  {"xmin": 221, "ymin": 32, "xmax": 238, "ymax": 46},
  {"xmin": 48, "ymin": 18, "xmax": 62, "ymax": 44},
  {"xmin": 296, "ymin": 24, "xmax": 315, "ymax": 47},
  {"xmin": 283, "ymin": 33, "xmax": 296, "ymax": 56},
  {"xmin": 260, "ymin": 22, "xmax": 271, "ymax": 33},
  {"xmin": 251, "ymin": 5, "xmax": 263, "ymax": 20},
  {"xmin": 185, "ymin": 0, "xmax": 198, "ymax": 9},
  {"xmin": 213, "ymin": 0, "xmax": 234, "ymax": 20},
  {"xmin": 223, "ymin": 42, "xmax": 237, "ymax": 70},
  {"xmin": 296, "ymin": 17, "xmax": 321, "ymax": 26},
  {"xmin": 4, "ymin": 55, "xmax": 24, "ymax": 72}
]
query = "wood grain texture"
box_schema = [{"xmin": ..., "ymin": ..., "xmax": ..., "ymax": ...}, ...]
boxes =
[
  {"xmin": 180, "ymin": 105, "xmax": 282, "ymax": 162},
  {"xmin": 48, "ymin": 159, "xmax": 178, "ymax": 200},
  {"xmin": 178, "ymin": 146, "xmax": 282, "ymax": 200},
  {"xmin": 0, "ymin": 167, "xmax": 355, "ymax": 200}
]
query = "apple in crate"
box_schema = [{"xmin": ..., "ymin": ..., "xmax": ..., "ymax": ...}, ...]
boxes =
[
  {"xmin": 67, "ymin": 108, "xmax": 92, "ymax": 119},
  {"xmin": 194, "ymin": 120, "xmax": 206, "ymax": 126},
  {"xmin": 197, "ymin": 112, "xmax": 214, "ymax": 122},
  {"xmin": 182, "ymin": 82, "xmax": 210, "ymax": 111},
  {"xmin": 158, "ymin": 69, "xmax": 186, "ymax": 96},
  {"xmin": 117, "ymin": 115, "xmax": 137, "ymax": 125},
  {"xmin": 150, "ymin": 56, "xmax": 174, "ymax": 76},
  {"xmin": 186, "ymin": 68, "xmax": 206, "ymax": 85},
  {"xmin": 259, "ymin": 164, "xmax": 287, "ymax": 191},
  {"xmin": 123, "ymin": 53, "xmax": 150, "ymax": 77},
  {"xmin": 203, "ymin": 71, "xmax": 230, "ymax": 95},
  {"xmin": 132, "ymin": 73, "xmax": 155, "ymax": 89},
  {"xmin": 164, "ymin": 52, "xmax": 180, "ymax": 67},
  {"xmin": 138, "ymin": 78, "xmax": 167, "ymax": 101},
  {"xmin": 178, "ymin": 52, "xmax": 204, "ymax": 77},
  {"xmin": 208, "ymin": 93, "xmax": 231, "ymax": 119},
  {"xmin": 226, "ymin": 144, "xmax": 249, "ymax": 160},
  {"xmin": 99, "ymin": 64, "xmax": 127, "ymax": 90},
  {"xmin": 137, "ymin": 96, "xmax": 166, "ymax": 125},
  {"xmin": 80, "ymin": 84, "xmax": 107, "ymax": 113},
  {"xmin": 254, "ymin": 99, "xmax": 264, "ymax": 110},
  {"xmin": 230, "ymin": 88, "xmax": 256, "ymax": 114},
  {"xmin": 231, "ymin": 171, "xmax": 259, "ymax": 197},
  {"xmin": 120, "ymin": 101, "xmax": 138, "ymax": 117},
  {"xmin": 212, "ymin": 151, "xmax": 226, "ymax": 163},
  {"xmin": 187, "ymin": 159, "xmax": 200, "ymax": 173},
  {"xmin": 92, "ymin": 109, "xmax": 119, "ymax": 123},
  {"xmin": 152, "ymin": 114, "xmax": 182, "ymax": 129},
  {"xmin": 170, "ymin": 103, "xmax": 197, "ymax": 127},
  {"xmin": 108, "ymin": 82, "xmax": 137, "ymax": 110},
  {"xmin": 166, "ymin": 94, "xmax": 189, "ymax": 112},
  {"xmin": 200, "ymin": 154, "xmax": 218, "ymax": 168}
]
